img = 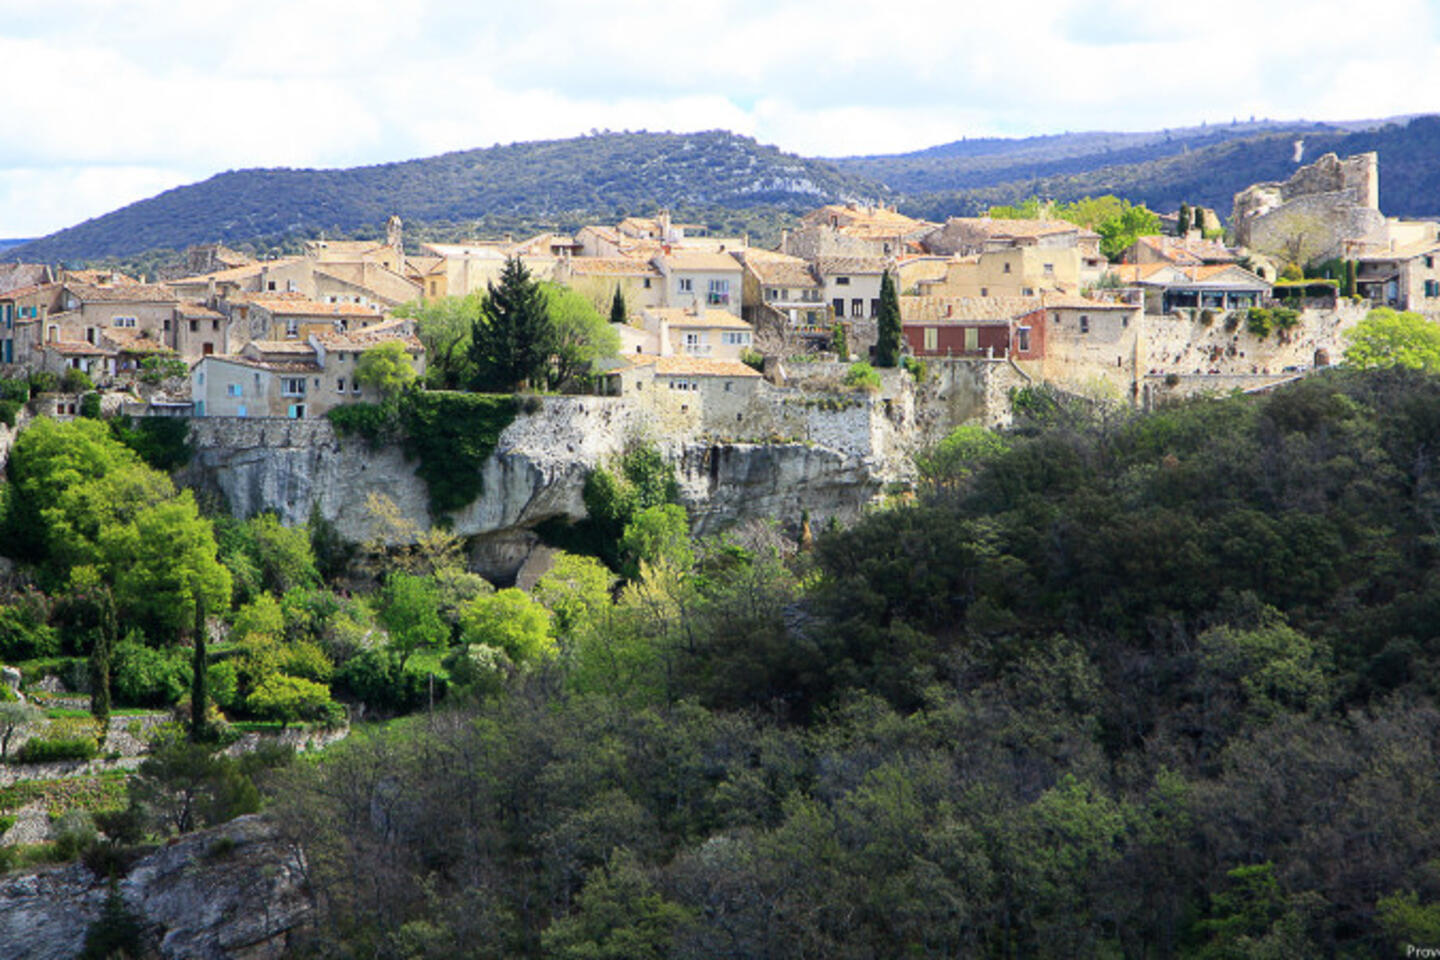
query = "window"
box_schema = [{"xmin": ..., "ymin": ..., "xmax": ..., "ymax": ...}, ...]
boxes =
[
  {"xmin": 285, "ymin": 319, "xmax": 299, "ymax": 338},
  {"xmin": 1428, "ymin": 279, "xmax": 1440, "ymax": 298},
  {"xmin": 870, "ymin": 298, "xmax": 880, "ymax": 318},
  {"xmin": 189, "ymin": 319, "xmax": 198, "ymax": 332},
  {"xmin": 724, "ymin": 381, "xmax": 732, "ymax": 392},
  {"xmin": 267, "ymin": 281, "xmax": 277, "ymax": 291},
  {"xmin": 163, "ymin": 319, "xmax": 170, "ymax": 332},
  {"xmin": 282, "ymin": 378, "xmax": 306, "ymax": 396},
  {"xmin": 766, "ymin": 288, "xmax": 778, "ymax": 301},
  {"xmin": 226, "ymin": 383, "xmax": 243, "ymax": 397},
  {"xmin": 643, "ymin": 277, "xmax": 652, "ymax": 289},
  {"xmin": 429, "ymin": 281, "xmax": 438, "ymax": 296},
  {"xmin": 236, "ymin": 404, "xmax": 247, "ymax": 418},
  {"xmin": 1052, "ymin": 313, "xmax": 1061, "ymax": 324},
  {"xmin": 1043, "ymin": 263, "xmax": 1054, "ymax": 275},
  {"xmin": 923, "ymin": 327, "xmax": 938, "ymax": 351},
  {"xmin": 196, "ymin": 371, "xmax": 205, "ymax": 386},
  {"xmin": 212, "ymin": 320, "xmax": 220, "ymax": 331},
  {"xmin": 722, "ymin": 331, "xmax": 749, "ymax": 346},
  {"xmin": 112, "ymin": 316, "xmax": 136, "ymax": 328},
  {"xmin": 1016, "ymin": 327, "xmax": 1031, "ymax": 352},
  {"xmin": 1022, "ymin": 287, "xmax": 1034, "ymax": 296},
  {"xmin": 980, "ymin": 287, "xmax": 988, "ymax": 297},
  {"xmin": 679, "ymin": 278, "xmax": 693, "ymax": 293},
  {"xmin": 707, "ymin": 279, "xmax": 729, "ymax": 305},
  {"xmin": 196, "ymin": 400, "xmax": 205, "ymax": 416},
  {"xmin": 836, "ymin": 276, "xmax": 850, "ymax": 286},
  {"xmin": 1079, "ymin": 315, "xmax": 1090, "ymax": 334},
  {"xmin": 833, "ymin": 298, "xmax": 845, "ymax": 318},
  {"xmin": 288, "ymin": 403, "xmax": 306, "ymax": 419},
  {"xmin": 684, "ymin": 332, "xmax": 704, "ymax": 354},
  {"xmin": 851, "ymin": 298, "xmax": 863, "ymax": 318},
  {"xmin": 964, "ymin": 328, "xmax": 979, "ymax": 352},
  {"xmin": 1003, "ymin": 262, "xmax": 1011, "ymax": 274},
  {"xmin": 337, "ymin": 378, "xmax": 345, "ymax": 392},
  {"xmin": 1428, "ymin": 256, "xmax": 1435, "ymax": 269}
]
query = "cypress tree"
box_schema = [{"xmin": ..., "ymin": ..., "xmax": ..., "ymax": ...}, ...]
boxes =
[
  {"xmin": 1178, "ymin": 203, "xmax": 1192, "ymax": 236},
  {"xmin": 609, "ymin": 286, "xmax": 627, "ymax": 325},
  {"xmin": 1345, "ymin": 259, "xmax": 1358, "ymax": 298},
  {"xmin": 468, "ymin": 256, "xmax": 556, "ymax": 391},
  {"xmin": 190, "ymin": 593, "xmax": 208, "ymax": 743},
  {"xmin": 874, "ymin": 270, "xmax": 902, "ymax": 368},
  {"xmin": 88, "ymin": 587, "xmax": 116, "ymax": 734}
]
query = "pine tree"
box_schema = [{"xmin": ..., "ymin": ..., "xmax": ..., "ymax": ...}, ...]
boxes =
[
  {"xmin": 191, "ymin": 592, "xmax": 208, "ymax": 743},
  {"xmin": 874, "ymin": 270, "xmax": 902, "ymax": 368},
  {"xmin": 468, "ymin": 257, "xmax": 556, "ymax": 391},
  {"xmin": 1178, "ymin": 203, "xmax": 1192, "ymax": 236},
  {"xmin": 609, "ymin": 286, "xmax": 627, "ymax": 325}
]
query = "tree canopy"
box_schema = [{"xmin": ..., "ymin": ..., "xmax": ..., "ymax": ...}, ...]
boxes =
[{"xmin": 1344, "ymin": 307, "xmax": 1440, "ymax": 371}]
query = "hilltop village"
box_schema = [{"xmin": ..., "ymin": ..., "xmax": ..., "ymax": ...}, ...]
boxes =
[{"xmin": 0, "ymin": 149, "xmax": 1429, "ymax": 442}]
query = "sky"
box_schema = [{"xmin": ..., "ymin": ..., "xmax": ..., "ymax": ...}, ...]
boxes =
[{"xmin": 2, "ymin": 0, "xmax": 1438, "ymax": 238}]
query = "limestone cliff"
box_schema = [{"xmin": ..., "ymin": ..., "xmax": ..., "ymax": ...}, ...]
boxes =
[
  {"xmin": 0, "ymin": 815, "xmax": 311, "ymax": 960},
  {"xmin": 180, "ymin": 394, "xmax": 916, "ymax": 580}
]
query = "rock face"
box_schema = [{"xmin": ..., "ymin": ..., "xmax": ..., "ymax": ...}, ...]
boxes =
[
  {"xmin": 182, "ymin": 394, "xmax": 915, "ymax": 581},
  {"xmin": 0, "ymin": 815, "xmax": 312, "ymax": 960}
]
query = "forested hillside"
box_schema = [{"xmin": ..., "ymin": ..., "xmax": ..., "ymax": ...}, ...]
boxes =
[
  {"xmin": 8, "ymin": 131, "xmax": 886, "ymax": 263},
  {"xmin": 254, "ymin": 368, "xmax": 1440, "ymax": 958},
  {"xmin": 891, "ymin": 115, "xmax": 1440, "ymax": 219}
]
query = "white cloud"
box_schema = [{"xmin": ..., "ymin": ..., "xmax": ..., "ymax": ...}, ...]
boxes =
[{"xmin": 0, "ymin": 0, "xmax": 1436, "ymax": 236}]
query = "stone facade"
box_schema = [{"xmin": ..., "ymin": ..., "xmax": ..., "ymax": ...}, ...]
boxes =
[{"xmin": 1232, "ymin": 152, "xmax": 1385, "ymax": 265}]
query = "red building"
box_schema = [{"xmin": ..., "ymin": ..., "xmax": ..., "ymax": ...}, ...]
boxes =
[{"xmin": 900, "ymin": 296, "xmax": 1045, "ymax": 360}]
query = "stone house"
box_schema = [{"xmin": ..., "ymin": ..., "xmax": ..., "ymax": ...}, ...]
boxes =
[
  {"xmin": 1110, "ymin": 263, "xmax": 1270, "ymax": 315},
  {"xmin": 635, "ymin": 306, "xmax": 755, "ymax": 360},
  {"xmin": 225, "ymin": 294, "xmax": 387, "ymax": 345},
  {"xmin": 785, "ymin": 204, "xmax": 935, "ymax": 259},
  {"xmin": 1035, "ymin": 295, "xmax": 1144, "ymax": 399},
  {"xmin": 554, "ymin": 257, "xmax": 665, "ymax": 318},
  {"xmin": 1121, "ymin": 234, "xmax": 1241, "ymax": 267},
  {"xmin": 815, "ymin": 257, "xmax": 888, "ymax": 321},
  {"xmin": 0, "ymin": 283, "xmax": 64, "ymax": 365},
  {"xmin": 59, "ymin": 281, "xmax": 179, "ymax": 348},
  {"xmin": 654, "ymin": 251, "xmax": 743, "ymax": 316},
  {"xmin": 735, "ymin": 250, "xmax": 826, "ymax": 331},
  {"xmin": 900, "ymin": 296, "xmax": 1046, "ymax": 361},
  {"xmin": 191, "ymin": 319, "xmax": 423, "ymax": 419},
  {"xmin": 1354, "ymin": 236, "xmax": 1440, "ymax": 315}
]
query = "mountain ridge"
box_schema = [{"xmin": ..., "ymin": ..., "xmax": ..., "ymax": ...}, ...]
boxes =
[{"xmin": 12, "ymin": 114, "xmax": 1440, "ymax": 265}]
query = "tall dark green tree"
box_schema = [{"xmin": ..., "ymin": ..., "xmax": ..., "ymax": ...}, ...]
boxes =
[
  {"xmin": 190, "ymin": 593, "xmax": 209, "ymax": 743},
  {"xmin": 609, "ymin": 286, "xmax": 627, "ymax": 325},
  {"xmin": 1177, "ymin": 202, "xmax": 1192, "ymax": 235},
  {"xmin": 468, "ymin": 257, "xmax": 556, "ymax": 391},
  {"xmin": 88, "ymin": 587, "xmax": 117, "ymax": 733},
  {"xmin": 874, "ymin": 270, "xmax": 902, "ymax": 367},
  {"xmin": 1345, "ymin": 258, "xmax": 1359, "ymax": 298}
]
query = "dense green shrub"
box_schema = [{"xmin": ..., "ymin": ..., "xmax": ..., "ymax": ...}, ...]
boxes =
[
  {"xmin": 16, "ymin": 736, "xmax": 98, "ymax": 764},
  {"xmin": 0, "ymin": 378, "xmax": 29, "ymax": 403},
  {"xmin": 0, "ymin": 399, "xmax": 20, "ymax": 428},
  {"xmin": 61, "ymin": 368, "xmax": 94, "ymax": 394},
  {"xmin": 326, "ymin": 399, "xmax": 400, "ymax": 446},
  {"xmin": 0, "ymin": 593, "xmax": 59, "ymax": 661},
  {"xmin": 399, "ymin": 392, "xmax": 518, "ymax": 518},
  {"xmin": 843, "ymin": 362, "xmax": 882, "ymax": 392},
  {"xmin": 111, "ymin": 638, "xmax": 189, "ymax": 707},
  {"xmin": 335, "ymin": 648, "xmax": 438, "ymax": 714},
  {"xmin": 108, "ymin": 415, "xmax": 193, "ymax": 472}
]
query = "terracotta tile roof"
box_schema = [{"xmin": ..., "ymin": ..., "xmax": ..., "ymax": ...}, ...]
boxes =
[
  {"xmin": 405, "ymin": 256, "xmax": 445, "ymax": 276},
  {"xmin": 644, "ymin": 355, "xmax": 762, "ymax": 377},
  {"xmin": 62, "ymin": 269, "xmax": 141, "ymax": 286},
  {"xmin": 900, "ymin": 296, "xmax": 1043, "ymax": 324},
  {"xmin": 421, "ymin": 242, "xmax": 509, "ymax": 259},
  {"xmin": 45, "ymin": 340, "xmax": 116, "ymax": 356},
  {"xmin": 0, "ymin": 283, "xmax": 50, "ymax": 301},
  {"xmin": 65, "ymin": 281, "xmax": 177, "ymax": 304},
  {"xmin": 643, "ymin": 307, "xmax": 752, "ymax": 330},
  {"xmin": 209, "ymin": 354, "xmax": 323, "ymax": 374},
  {"xmin": 248, "ymin": 340, "xmax": 319, "ymax": 355},
  {"xmin": 815, "ymin": 256, "xmax": 889, "ymax": 276},
  {"xmin": 1108, "ymin": 262, "xmax": 1177, "ymax": 283},
  {"xmin": 1040, "ymin": 293, "xmax": 1140, "ymax": 311},
  {"xmin": 566, "ymin": 257, "xmax": 663, "ymax": 277},
  {"xmin": 312, "ymin": 318, "xmax": 423, "ymax": 353},
  {"xmin": 166, "ymin": 260, "xmax": 283, "ymax": 286},
  {"xmin": 740, "ymin": 251, "xmax": 818, "ymax": 287},
  {"xmin": 249, "ymin": 297, "xmax": 384, "ymax": 318},
  {"xmin": 176, "ymin": 303, "xmax": 225, "ymax": 320},
  {"xmin": 103, "ymin": 330, "xmax": 176, "ymax": 354},
  {"xmin": 1132, "ymin": 235, "xmax": 1239, "ymax": 265},
  {"xmin": 657, "ymin": 251, "xmax": 742, "ymax": 272}
]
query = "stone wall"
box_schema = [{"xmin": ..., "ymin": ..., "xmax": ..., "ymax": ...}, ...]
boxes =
[
  {"xmin": 1141, "ymin": 303, "xmax": 1366, "ymax": 378},
  {"xmin": 1232, "ymin": 152, "xmax": 1383, "ymax": 263}
]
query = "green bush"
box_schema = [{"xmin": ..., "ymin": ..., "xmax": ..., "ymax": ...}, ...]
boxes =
[
  {"xmin": 138, "ymin": 355, "xmax": 188, "ymax": 384},
  {"xmin": 28, "ymin": 371, "xmax": 58, "ymax": 395},
  {"xmin": 336, "ymin": 648, "xmax": 437, "ymax": 714},
  {"xmin": 0, "ymin": 378, "xmax": 29, "ymax": 403},
  {"xmin": 399, "ymin": 392, "xmax": 518, "ymax": 518},
  {"xmin": 0, "ymin": 398, "xmax": 20, "ymax": 428},
  {"xmin": 61, "ymin": 368, "xmax": 94, "ymax": 394},
  {"xmin": 112, "ymin": 638, "xmax": 189, "ymax": 707},
  {"xmin": 843, "ymin": 362, "xmax": 882, "ymax": 392},
  {"xmin": 16, "ymin": 736, "xmax": 98, "ymax": 764},
  {"xmin": 326, "ymin": 400, "xmax": 400, "ymax": 447},
  {"xmin": 740, "ymin": 347, "xmax": 765, "ymax": 372},
  {"xmin": 901, "ymin": 355, "xmax": 927, "ymax": 382},
  {"xmin": 108, "ymin": 415, "xmax": 193, "ymax": 472},
  {"xmin": 79, "ymin": 392, "xmax": 102, "ymax": 420},
  {"xmin": 0, "ymin": 594, "xmax": 59, "ymax": 661}
]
